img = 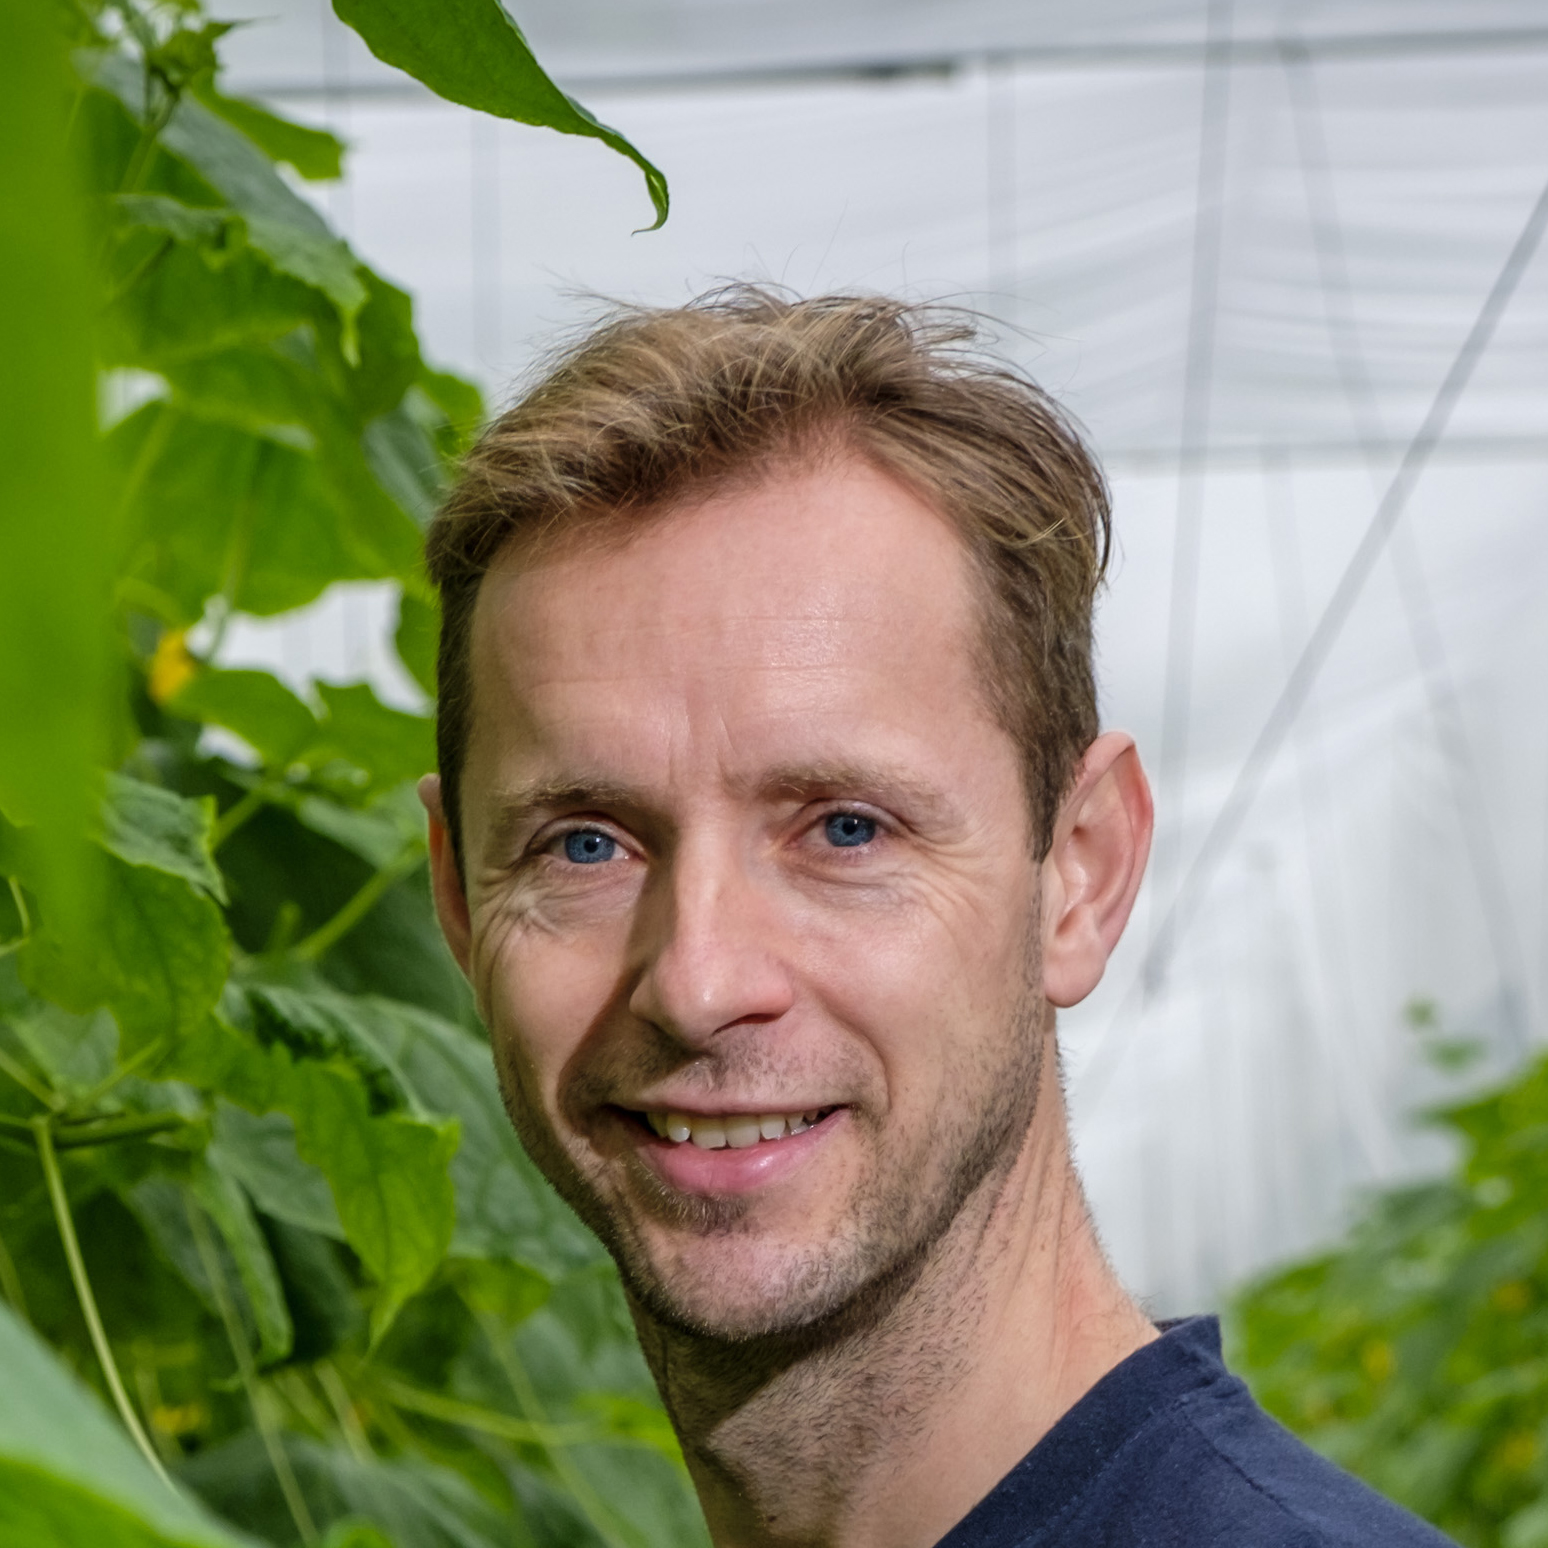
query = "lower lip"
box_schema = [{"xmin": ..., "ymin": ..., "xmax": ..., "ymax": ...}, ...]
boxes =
[{"xmin": 626, "ymin": 1111, "xmax": 845, "ymax": 1196}]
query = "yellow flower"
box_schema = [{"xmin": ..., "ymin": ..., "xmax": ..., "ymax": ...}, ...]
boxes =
[{"xmin": 148, "ymin": 628, "xmax": 197, "ymax": 705}]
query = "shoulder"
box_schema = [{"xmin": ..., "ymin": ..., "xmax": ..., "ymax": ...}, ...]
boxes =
[
  {"xmin": 1061, "ymin": 1337, "xmax": 1456, "ymax": 1548},
  {"xmin": 1155, "ymin": 1370, "xmax": 1454, "ymax": 1548},
  {"xmin": 945, "ymin": 1318, "xmax": 1456, "ymax": 1548}
]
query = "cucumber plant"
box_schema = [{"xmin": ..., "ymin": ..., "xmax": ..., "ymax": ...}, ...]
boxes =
[{"xmin": 0, "ymin": 4, "xmax": 697, "ymax": 1546}]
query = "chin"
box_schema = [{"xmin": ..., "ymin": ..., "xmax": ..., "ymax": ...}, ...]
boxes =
[{"xmin": 613, "ymin": 1215, "xmax": 935, "ymax": 1349}]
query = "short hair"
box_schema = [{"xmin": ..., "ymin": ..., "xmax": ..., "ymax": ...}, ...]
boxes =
[{"xmin": 426, "ymin": 287, "xmax": 1111, "ymax": 878}]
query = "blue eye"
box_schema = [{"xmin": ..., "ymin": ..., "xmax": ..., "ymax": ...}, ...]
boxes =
[
  {"xmin": 824, "ymin": 812, "xmax": 876, "ymax": 848},
  {"xmin": 563, "ymin": 830, "xmax": 617, "ymax": 864}
]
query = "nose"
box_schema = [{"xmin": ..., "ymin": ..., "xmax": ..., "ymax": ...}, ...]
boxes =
[{"xmin": 627, "ymin": 833, "xmax": 796, "ymax": 1050}]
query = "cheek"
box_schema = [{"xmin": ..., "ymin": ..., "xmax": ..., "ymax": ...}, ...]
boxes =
[
  {"xmin": 792, "ymin": 868, "xmax": 1037, "ymax": 1105},
  {"xmin": 473, "ymin": 904, "xmax": 631, "ymax": 1109}
]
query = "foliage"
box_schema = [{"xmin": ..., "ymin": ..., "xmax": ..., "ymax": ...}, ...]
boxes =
[
  {"xmin": 0, "ymin": 3, "xmax": 698, "ymax": 1545},
  {"xmin": 1231, "ymin": 1005, "xmax": 1548, "ymax": 1548}
]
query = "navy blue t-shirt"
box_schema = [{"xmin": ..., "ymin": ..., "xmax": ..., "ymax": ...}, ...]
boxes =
[{"xmin": 936, "ymin": 1317, "xmax": 1454, "ymax": 1547}]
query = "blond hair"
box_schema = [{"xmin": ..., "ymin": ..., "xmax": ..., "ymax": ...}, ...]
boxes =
[{"xmin": 427, "ymin": 288, "xmax": 1111, "ymax": 872}]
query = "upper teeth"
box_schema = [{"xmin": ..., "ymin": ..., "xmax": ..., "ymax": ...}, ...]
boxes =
[{"xmin": 645, "ymin": 1110, "xmax": 826, "ymax": 1149}]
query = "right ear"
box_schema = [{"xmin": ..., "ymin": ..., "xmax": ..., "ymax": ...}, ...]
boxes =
[{"xmin": 420, "ymin": 774, "xmax": 472, "ymax": 977}]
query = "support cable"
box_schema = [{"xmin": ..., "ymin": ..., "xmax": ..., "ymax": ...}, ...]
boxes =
[
  {"xmin": 1146, "ymin": 0, "xmax": 1236, "ymax": 1001},
  {"xmin": 1283, "ymin": 44, "xmax": 1535, "ymax": 1056},
  {"xmin": 1077, "ymin": 166, "xmax": 1548, "ymax": 1111}
]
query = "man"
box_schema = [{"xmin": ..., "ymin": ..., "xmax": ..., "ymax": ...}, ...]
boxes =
[{"xmin": 419, "ymin": 290, "xmax": 1450, "ymax": 1547}]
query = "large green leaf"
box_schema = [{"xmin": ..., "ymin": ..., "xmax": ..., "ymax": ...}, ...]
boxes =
[
  {"xmin": 168, "ymin": 668, "xmax": 320, "ymax": 769},
  {"xmin": 332, "ymin": 0, "xmax": 668, "ymax": 230},
  {"xmin": 236, "ymin": 983, "xmax": 601, "ymax": 1274},
  {"xmin": 104, "ymin": 236, "xmax": 319, "ymax": 368},
  {"xmin": 103, "ymin": 774, "xmax": 227, "ymax": 903},
  {"xmin": 0, "ymin": 1301, "xmax": 253, "ymax": 1548},
  {"xmin": 210, "ymin": 1103, "xmax": 343, "ymax": 1239},
  {"xmin": 181, "ymin": 1433, "xmax": 516, "ymax": 1548},
  {"xmin": 113, "ymin": 404, "xmax": 368, "ymax": 623},
  {"xmin": 91, "ymin": 54, "xmax": 367, "ymax": 337},
  {"xmin": 313, "ymin": 682, "xmax": 436, "ymax": 795},
  {"xmin": 18, "ymin": 851, "xmax": 230, "ymax": 1058},
  {"xmin": 352, "ymin": 997, "xmax": 603, "ymax": 1274},
  {"xmin": 191, "ymin": 84, "xmax": 346, "ymax": 181},
  {"xmin": 170, "ymin": 1011, "xmax": 458, "ymax": 1343},
  {"xmin": 0, "ymin": 0, "xmax": 115, "ymax": 932}
]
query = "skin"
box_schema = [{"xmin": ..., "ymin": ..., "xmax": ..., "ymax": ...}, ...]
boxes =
[{"xmin": 424, "ymin": 453, "xmax": 1158, "ymax": 1548}]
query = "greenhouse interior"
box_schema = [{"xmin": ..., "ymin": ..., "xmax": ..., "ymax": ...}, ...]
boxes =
[
  {"xmin": 3, "ymin": 1, "xmax": 1548, "ymax": 1545},
  {"xmin": 214, "ymin": 0, "xmax": 1548, "ymax": 1312}
]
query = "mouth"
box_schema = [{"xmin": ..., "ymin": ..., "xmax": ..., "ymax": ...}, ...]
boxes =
[
  {"xmin": 607, "ymin": 1104, "xmax": 846, "ymax": 1196},
  {"xmin": 629, "ymin": 1107, "xmax": 840, "ymax": 1149}
]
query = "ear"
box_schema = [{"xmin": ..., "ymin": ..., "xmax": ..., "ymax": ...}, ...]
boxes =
[
  {"xmin": 1040, "ymin": 732, "xmax": 1153, "ymax": 1008},
  {"xmin": 420, "ymin": 774, "xmax": 472, "ymax": 977}
]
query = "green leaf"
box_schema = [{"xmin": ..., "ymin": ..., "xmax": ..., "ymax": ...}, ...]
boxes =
[
  {"xmin": 417, "ymin": 367, "xmax": 484, "ymax": 440},
  {"xmin": 113, "ymin": 404, "xmax": 369, "ymax": 623},
  {"xmin": 168, "ymin": 668, "xmax": 320, "ymax": 769},
  {"xmin": 296, "ymin": 786, "xmax": 425, "ymax": 870},
  {"xmin": 364, "ymin": 404, "xmax": 443, "ymax": 529},
  {"xmin": 92, "ymin": 54, "xmax": 368, "ymax": 340},
  {"xmin": 5, "ymin": 1003, "xmax": 118, "ymax": 1096},
  {"xmin": 193, "ymin": 1156, "xmax": 296, "ymax": 1365},
  {"xmin": 155, "ymin": 344, "xmax": 426, "ymax": 583},
  {"xmin": 0, "ymin": 1301, "xmax": 251, "ymax": 1548},
  {"xmin": 327, "ymin": 994, "xmax": 603, "ymax": 1274},
  {"xmin": 314, "ymin": 682, "xmax": 436, "ymax": 795},
  {"xmin": 124, "ymin": 1167, "xmax": 295, "ymax": 1368},
  {"xmin": 191, "ymin": 84, "xmax": 346, "ymax": 181},
  {"xmin": 102, "ymin": 774, "xmax": 227, "ymax": 903},
  {"xmin": 0, "ymin": 1, "xmax": 116, "ymax": 934},
  {"xmin": 170, "ymin": 1012, "xmax": 457, "ymax": 1343},
  {"xmin": 247, "ymin": 983, "xmax": 410, "ymax": 1116},
  {"xmin": 104, "ymin": 239, "xmax": 317, "ymax": 368},
  {"xmin": 227, "ymin": 982, "xmax": 600, "ymax": 1275},
  {"xmin": 112, "ymin": 192, "xmax": 242, "ymax": 247},
  {"xmin": 19, "ymin": 853, "xmax": 230, "ymax": 1059},
  {"xmin": 210, "ymin": 1103, "xmax": 343, "ymax": 1239},
  {"xmin": 181, "ymin": 1433, "xmax": 516, "ymax": 1548},
  {"xmin": 395, "ymin": 592, "xmax": 439, "ymax": 698},
  {"xmin": 332, "ymin": 0, "xmax": 668, "ymax": 230}
]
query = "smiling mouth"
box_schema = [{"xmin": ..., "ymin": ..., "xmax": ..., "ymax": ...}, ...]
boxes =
[{"xmin": 621, "ymin": 1108, "xmax": 840, "ymax": 1150}]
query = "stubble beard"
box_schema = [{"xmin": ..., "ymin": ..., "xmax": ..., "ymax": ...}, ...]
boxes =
[{"xmin": 492, "ymin": 970, "xmax": 1047, "ymax": 1355}]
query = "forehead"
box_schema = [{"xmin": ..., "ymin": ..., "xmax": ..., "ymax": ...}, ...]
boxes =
[{"xmin": 464, "ymin": 456, "xmax": 1003, "ymax": 797}]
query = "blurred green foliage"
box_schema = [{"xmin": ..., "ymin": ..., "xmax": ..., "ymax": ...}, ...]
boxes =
[
  {"xmin": 1232, "ymin": 1004, "xmax": 1548, "ymax": 1548},
  {"xmin": 0, "ymin": 3, "xmax": 694, "ymax": 1545}
]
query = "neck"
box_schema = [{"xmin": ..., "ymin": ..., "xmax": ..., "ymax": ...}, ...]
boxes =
[{"xmin": 630, "ymin": 1052, "xmax": 1157, "ymax": 1548}]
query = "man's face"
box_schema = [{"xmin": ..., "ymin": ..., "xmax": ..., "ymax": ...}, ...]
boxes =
[{"xmin": 450, "ymin": 455, "xmax": 1050, "ymax": 1339}]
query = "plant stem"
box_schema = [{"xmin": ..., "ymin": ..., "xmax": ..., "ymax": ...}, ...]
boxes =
[
  {"xmin": 33, "ymin": 1117, "xmax": 174, "ymax": 1489},
  {"xmin": 212, "ymin": 782, "xmax": 276, "ymax": 849},
  {"xmin": 0, "ymin": 1110, "xmax": 193, "ymax": 1149},
  {"xmin": 471, "ymin": 1305, "xmax": 639, "ymax": 1548},
  {"xmin": 0, "ymin": 1221, "xmax": 29, "ymax": 1322},
  {"xmin": 7, "ymin": 876, "xmax": 31, "ymax": 936},
  {"xmin": 292, "ymin": 844, "xmax": 425, "ymax": 962},
  {"xmin": 55, "ymin": 1112, "xmax": 196, "ymax": 1150},
  {"xmin": 0, "ymin": 1045, "xmax": 59, "ymax": 1109},
  {"xmin": 185, "ymin": 1193, "xmax": 318, "ymax": 1546},
  {"xmin": 72, "ymin": 1034, "xmax": 170, "ymax": 1112},
  {"xmin": 370, "ymin": 1372, "xmax": 596, "ymax": 1447},
  {"xmin": 316, "ymin": 1361, "xmax": 374, "ymax": 1465}
]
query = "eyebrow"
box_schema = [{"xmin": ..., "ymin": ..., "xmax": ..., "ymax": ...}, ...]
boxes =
[
  {"xmin": 480, "ymin": 760, "xmax": 958, "ymax": 856},
  {"xmin": 752, "ymin": 761, "xmax": 957, "ymax": 827},
  {"xmin": 482, "ymin": 776, "xmax": 647, "ymax": 856}
]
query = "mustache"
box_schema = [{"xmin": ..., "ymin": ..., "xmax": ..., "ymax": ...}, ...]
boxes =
[{"xmin": 557, "ymin": 1019, "xmax": 865, "ymax": 1127}]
